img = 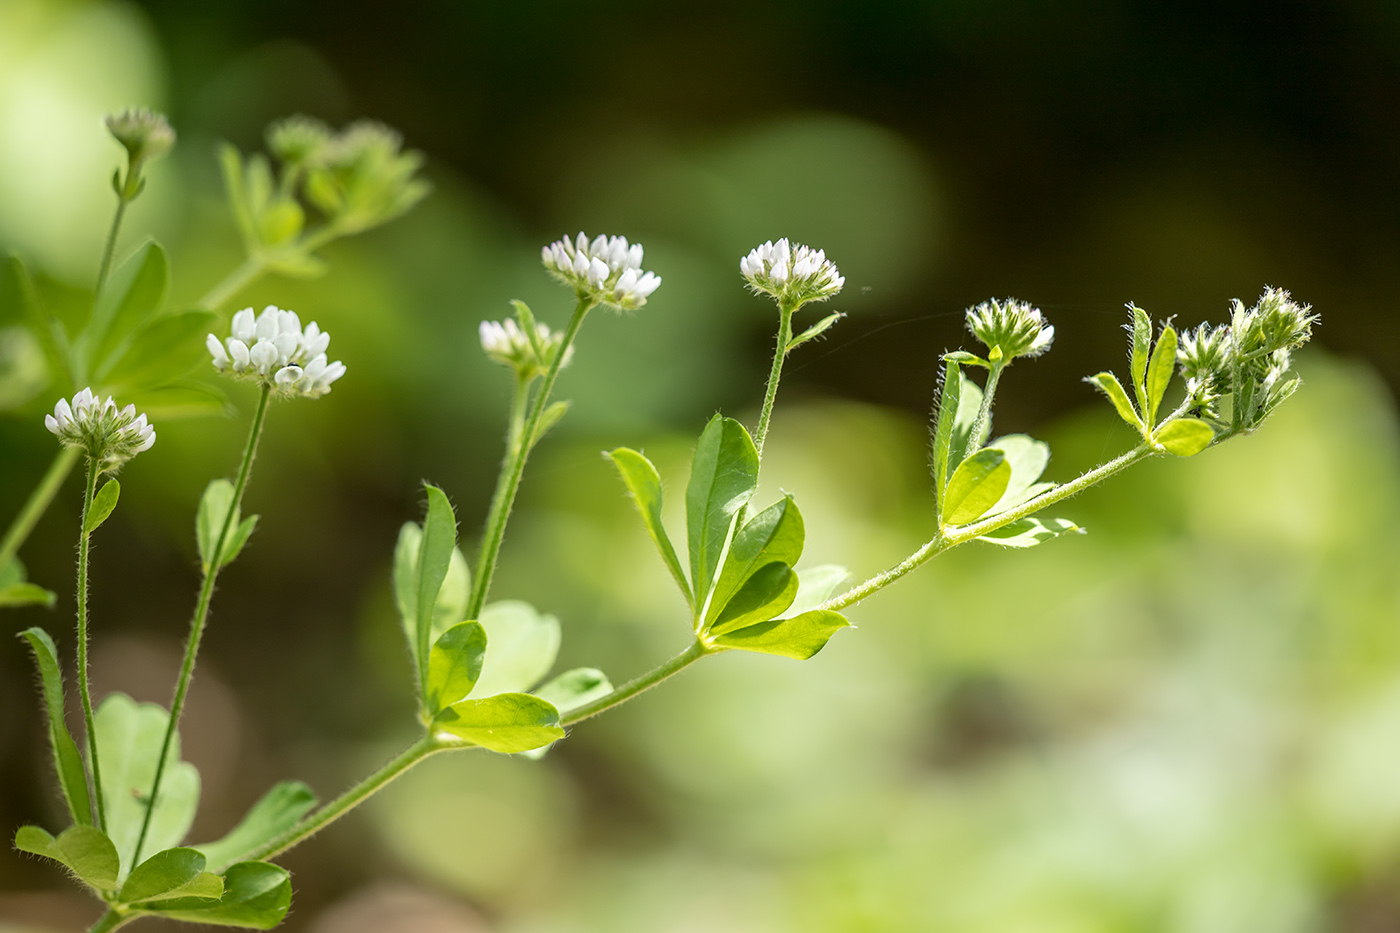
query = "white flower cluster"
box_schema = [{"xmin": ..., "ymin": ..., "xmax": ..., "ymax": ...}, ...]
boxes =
[
  {"xmin": 541, "ymin": 233, "xmax": 662, "ymax": 310},
  {"xmin": 479, "ymin": 318, "xmax": 574, "ymax": 379},
  {"xmin": 965, "ymin": 298, "xmax": 1054, "ymax": 361},
  {"xmin": 739, "ymin": 238, "xmax": 845, "ymax": 308},
  {"xmin": 45, "ymin": 388, "xmax": 155, "ymax": 467},
  {"xmin": 207, "ymin": 306, "xmax": 347, "ymax": 398}
]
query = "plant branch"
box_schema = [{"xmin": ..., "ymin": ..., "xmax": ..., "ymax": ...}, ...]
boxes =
[
  {"xmin": 197, "ymin": 257, "xmax": 264, "ymax": 311},
  {"xmin": 86, "ymin": 908, "xmax": 133, "ymax": 933},
  {"xmin": 562, "ymin": 640, "xmax": 711, "ymax": 726},
  {"xmin": 753, "ymin": 304, "xmax": 795, "ymax": 459},
  {"xmin": 95, "ymin": 196, "xmax": 130, "ymax": 295},
  {"xmin": 75, "ymin": 458, "xmax": 106, "ymax": 829}
]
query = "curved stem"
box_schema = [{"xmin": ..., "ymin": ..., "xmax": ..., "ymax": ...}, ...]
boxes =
[
  {"xmin": 197, "ymin": 257, "xmax": 264, "ymax": 311},
  {"xmin": 132, "ymin": 385, "xmax": 272, "ymax": 866},
  {"xmin": 95, "ymin": 197, "xmax": 130, "ymax": 295},
  {"xmin": 467, "ymin": 297, "xmax": 592, "ymax": 620},
  {"xmin": 0, "ymin": 446, "xmax": 81, "ymax": 573},
  {"xmin": 75, "ymin": 459, "xmax": 106, "ymax": 829},
  {"xmin": 562, "ymin": 641, "xmax": 710, "ymax": 726},
  {"xmin": 821, "ymin": 444, "xmax": 1156, "ymax": 612},
  {"xmin": 242, "ymin": 735, "xmax": 443, "ymax": 862},
  {"xmin": 753, "ymin": 305, "xmax": 795, "ymax": 459},
  {"xmin": 87, "ymin": 908, "xmax": 133, "ymax": 933},
  {"xmin": 471, "ymin": 374, "xmax": 531, "ymax": 605}
]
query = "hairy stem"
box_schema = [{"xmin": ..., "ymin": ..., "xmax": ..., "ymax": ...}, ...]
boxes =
[
  {"xmin": 562, "ymin": 640, "xmax": 710, "ymax": 726},
  {"xmin": 964, "ymin": 361, "xmax": 1005, "ymax": 456},
  {"xmin": 470, "ymin": 373, "xmax": 532, "ymax": 610},
  {"xmin": 86, "ymin": 908, "xmax": 133, "ymax": 933},
  {"xmin": 95, "ymin": 196, "xmax": 130, "ymax": 295},
  {"xmin": 197, "ymin": 257, "xmax": 264, "ymax": 311},
  {"xmin": 753, "ymin": 304, "xmax": 795, "ymax": 459},
  {"xmin": 242, "ymin": 735, "xmax": 444, "ymax": 862},
  {"xmin": 0, "ymin": 446, "xmax": 81, "ymax": 573},
  {"xmin": 468, "ymin": 296, "xmax": 592, "ymax": 620},
  {"xmin": 75, "ymin": 459, "xmax": 106, "ymax": 829},
  {"xmin": 132, "ymin": 385, "xmax": 272, "ymax": 865},
  {"xmin": 821, "ymin": 444, "xmax": 1156, "ymax": 612}
]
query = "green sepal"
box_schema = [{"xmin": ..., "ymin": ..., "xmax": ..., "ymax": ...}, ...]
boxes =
[
  {"xmin": 433, "ymin": 693, "xmax": 566, "ymax": 753},
  {"xmin": 786, "ymin": 311, "xmax": 844, "ymax": 352},
  {"xmin": 15, "ymin": 824, "xmax": 119, "ymax": 890},
  {"xmin": 708, "ymin": 562, "xmax": 799, "ymax": 637},
  {"xmin": 711, "ymin": 609, "xmax": 850, "ymax": 660},
  {"xmin": 606, "ymin": 447, "xmax": 692, "ymax": 605},
  {"xmin": 1144, "ymin": 324, "xmax": 1177, "ymax": 429},
  {"xmin": 943, "ymin": 448, "xmax": 1011, "ymax": 525},
  {"xmin": 685, "ymin": 415, "xmax": 759, "ymax": 609},
  {"xmin": 1086, "ymin": 371, "xmax": 1141, "ymax": 429},
  {"xmin": 85, "ymin": 480, "xmax": 120, "ymax": 535},
  {"xmin": 140, "ymin": 860, "xmax": 292, "ymax": 929},
  {"xmin": 704, "ymin": 495, "xmax": 804, "ymax": 628},
  {"xmin": 426, "ymin": 621, "xmax": 487, "ymax": 716},
  {"xmin": 977, "ymin": 516, "xmax": 1084, "ymax": 548},
  {"xmin": 1154, "ymin": 418, "xmax": 1215, "ymax": 457},
  {"xmin": 195, "ymin": 781, "xmax": 317, "ymax": 875},
  {"xmin": 119, "ymin": 847, "xmax": 222, "ymax": 904},
  {"xmin": 17, "ymin": 627, "xmax": 92, "ymax": 824}
]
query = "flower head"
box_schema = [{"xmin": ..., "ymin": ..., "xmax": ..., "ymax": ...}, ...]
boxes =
[
  {"xmin": 739, "ymin": 238, "xmax": 844, "ymax": 310},
  {"xmin": 105, "ymin": 108, "xmax": 176, "ymax": 166},
  {"xmin": 267, "ymin": 115, "xmax": 334, "ymax": 168},
  {"xmin": 965, "ymin": 298, "xmax": 1054, "ymax": 362},
  {"xmin": 541, "ymin": 233, "xmax": 662, "ymax": 310},
  {"xmin": 207, "ymin": 305, "xmax": 346, "ymax": 399},
  {"xmin": 45, "ymin": 388, "xmax": 155, "ymax": 468},
  {"xmin": 479, "ymin": 317, "xmax": 573, "ymax": 380}
]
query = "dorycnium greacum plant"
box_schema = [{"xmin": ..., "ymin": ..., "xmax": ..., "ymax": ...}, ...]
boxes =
[{"xmin": 10, "ymin": 125, "xmax": 1319, "ymax": 933}]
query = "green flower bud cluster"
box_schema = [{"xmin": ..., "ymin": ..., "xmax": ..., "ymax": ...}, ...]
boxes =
[
  {"xmin": 104, "ymin": 108, "xmax": 175, "ymax": 201},
  {"xmin": 301, "ymin": 120, "xmax": 431, "ymax": 235},
  {"xmin": 965, "ymin": 298, "xmax": 1054, "ymax": 363}
]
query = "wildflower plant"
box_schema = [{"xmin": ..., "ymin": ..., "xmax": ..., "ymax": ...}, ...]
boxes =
[{"xmin": 0, "ymin": 108, "xmax": 1321, "ymax": 933}]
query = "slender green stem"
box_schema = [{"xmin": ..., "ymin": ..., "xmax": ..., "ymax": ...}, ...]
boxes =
[
  {"xmin": 470, "ymin": 374, "xmax": 532, "ymax": 615},
  {"xmin": 75, "ymin": 459, "xmax": 107, "ymax": 830},
  {"xmin": 753, "ymin": 304, "xmax": 795, "ymax": 459},
  {"xmin": 87, "ymin": 908, "xmax": 133, "ymax": 933},
  {"xmin": 964, "ymin": 361, "xmax": 1005, "ymax": 454},
  {"xmin": 468, "ymin": 297, "xmax": 592, "ymax": 620},
  {"xmin": 562, "ymin": 640, "xmax": 710, "ymax": 726},
  {"xmin": 95, "ymin": 197, "xmax": 130, "ymax": 295},
  {"xmin": 242, "ymin": 735, "xmax": 443, "ymax": 862},
  {"xmin": 132, "ymin": 385, "xmax": 272, "ymax": 866},
  {"xmin": 0, "ymin": 446, "xmax": 81, "ymax": 573},
  {"xmin": 197, "ymin": 257, "xmax": 264, "ymax": 311},
  {"xmin": 821, "ymin": 444, "xmax": 1156, "ymax": 612}
]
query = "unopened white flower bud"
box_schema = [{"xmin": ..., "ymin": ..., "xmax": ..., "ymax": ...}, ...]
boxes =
[
  {"xmin": 45, "ymin": 388, "xmax": 155, "ymax": 468},
  {"xmin": 739, "ymin": 238, "xmax": 843, "ymax": 310},
  {"xmin": 540, "ymin": 231, "xmax": 662, "ymax": 310},
  {"xmin": 208, "ymin": 305, "xmax": 346, "ymax": 398}
]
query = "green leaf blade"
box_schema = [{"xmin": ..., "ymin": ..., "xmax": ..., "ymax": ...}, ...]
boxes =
[
  {"xmin": 414, "ymin": 485, "xmax": 458, "ymax": 692},
  {"xmin": 118, "ymin": 847, "xmax": 211, "ymax": 904},
  {"xmin": 468, "ymin": 600, "xmax": 561, "ymax": 698},
  {"xmin": 434, "ymin": 693, "xmax": 565, "ymax": 753},
  {"xmin": 196, "ymin": 479, "xmax": 237, "ymax": 573},
  {"xmin": 1129, "ymin": 305, "xmax": 1152, "ymax": 414},
  {"xmin": 426, "ymin": 621, "xmax": 487, "ymax": 715},
  {"xmin": 18, "ymin": 627, "xmax": 92, "ymax": 825},
  {"xmin": 711, "ymin": 609, "xmax": 850, "ymax": 660},
  {"xmin": 978, "ymin": 516, "xmax": 1084, "ymax": 548},
  {"xmin": 195, "ymin": 781, "xmax": 317, "ymax": 875},
  {"xmin": 86, "ymin": 480, "xmax": 120, "ymax": 535},
  {"xmin": 943, "ymin": 449, "xmax": 1011, "ymax": 525},
  {"xmin": 705, "ymin": 495, "xmax": 804, "ymax": 627},
  {"xmin": 142, "ymin": 860, "xmax": 292, "ymax": 929},
  {"xmin": 931, "ymin": 359, "xmax": 962, "ymax": 515},
  {"xmin": 15, "ymin": 824, "xmax": 120, "ymax": 890},
  {"xmin": 533, "ymin": 668, "xmax": 613, "ymax": 715},
  {"xmin": 606, "ymin": 447, "xmax": 692, "ymax": 605},
  {"xmin": 86, "ymin": 240, "xmax": 168, "ymax": 377},
  {"xmin": 708, "ymin": 562, "xmax": 800, "ymax": 636},
  {"xmin": 985, "ymin": 434, "xmax": 1050, "ymax": 514},
  {"xmin": 946, "ymin": 370, "xmax": 986, "ymax": 474},
  {"xmin": 100, "ymin": 309, "xmax": 219, "ymax": 391},
  {"xmin": 1145, "ymin": 324, "xmax": 1178, "ymax": 429},
  {"xmin": 1155, "ymin": 418, "xmax": 1215, "ymax": 457},
  {"xmin": 685, "ymin": 415, "xmax": 760, "ymax": 610},
  {"xmin": 1086, "ymin": 371, "xmax": 1142, "ymax": 429}
]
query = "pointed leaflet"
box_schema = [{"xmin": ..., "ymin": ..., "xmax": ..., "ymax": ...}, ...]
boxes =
[
  {"xmin": 197, "ymin": 479, "xmax": 258, "ymax": 572},
  {"xmin": 86, "ymin": 480, "xmax": 120, "ymax": 535},
  {"xmin": 606, "ymin": 448, "xmax": 692, "ymax": 605},
  {"xmin": 99, "ymin": 309, "xmax": 219, "ymax": 391},
  {"xmin": 1145, "ymin": 324, "xmax": 1178, "ymax": 429},
  {"xmin": 18, "ymin": 628, "xmax": 92, "ymax": 825},
  {"xmin": 1129, "ymin": 305, "xmax": 1152, "ymax": 416},
  {"xmin": 782, "ymin": 565, "xmax": 849, "ymax": 618},
  {"xmin": 434, "ymin": 693, "xmax": 565, "ymax": 753},
  {"xmin": 946, "ymin": 370, "xmax": 986, "ymax": 475},
  {"xmin": 985, "ymin": 435, "xmax": 1050, "ymax": 514},
  {"xmin": 414, "ymin": 485, "xmax": 458, "ymax": 692},
  {"xmin": 978, "ymin": 516, "xmax": 1084, "ymax": 548},
  {"xmin": 708, "ymin": 562, "xmax": 800, "ymax": 636},
  {"xmin": 685, "ymin": 415, "xmax": 760, "ymax": 609},
  {"xmin": 393, "ymin": 523, "xmax": 471, "ymax": 672},
  {"xmin": 2, "ymin": 556, "xmax": 56, "ymax": 607},
  {"xmin": 467, "ymin": 601, "xmax": 560, "ymax": 698},
  {"xmin": 1087, "ymin": 372, "xmax": 1141, "ymax": 429},
  {"xmin": 786, "ymin": 311, "xmax": 844, "ymax": 352},
  {"xmin": 705, "ymin": 495, "xmax": 804, "ymax": 628},
  {"xmin": 931, "ymin": 359, "xmax": 962, "ymax": 514},
  {"xmin": 141, "ymin": 860, "xmax": 292, "ymax": 929},
  {"xmin": 943, "ymin": 449, "xmax": 1011, "ymax": 525},
  {"xmin": 84, "ymin": 241, "xmax": 168, "ymax": 377},
  {"xmin": 1155, "ymin": 418, "xmax": 1214, "ymax": 457},
  {"xmin": 96, "ymin": 693, "xmax": 200, "ymax": 879},
  {"xmin": 195, "ymin": 781, "xmax": 317, "ymax": 874},
  {"xmin": 15, "ymin": 825, "xmax": 119, "ymax": 890},
  {"xmin": 711, "ymin": 609, "xmax": 849, "ymax": 660},
  {"xmin": 426, "ymin": 621, "xmax": 487, "ymax": 715},
  {"xmin": 119, "ymin": 847, "xmax": 222, "ymax": 904}
]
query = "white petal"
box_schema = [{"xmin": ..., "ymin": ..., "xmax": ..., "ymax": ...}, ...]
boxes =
[
  {"xmin": 45, "ymin": 414, "xmax": 60, "ymax": 434},
  {"xmin": 255, "ymin": 308, "xmax": 279, "ymax": 341},
  {"xmin": 275, "ymin": 365, "xmax": 302, "ymax": 388},
  {"xmin": 231, "ymin": 308, "xmax": 256, "ymax": 342},
  {"xmin": 229, "ymin": 338, "xmax": 251, "ymax": 369},
  {"xmin": 207, "ymin": 333, "xmax": 229, "ymax": 369},
  {"xmin": 250, "ymin": 340, "xmax": 279, "ymax": 373},
  {"xmin": 587, "ymin": 257, "xmax": 610, "ymax": 287}
]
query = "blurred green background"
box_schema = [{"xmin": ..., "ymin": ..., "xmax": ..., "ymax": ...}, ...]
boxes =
[{"xmin": 3, "ymin": 1, "xmax": 1400, "ymax": 930}]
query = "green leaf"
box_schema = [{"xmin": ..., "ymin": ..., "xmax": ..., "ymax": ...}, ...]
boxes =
[
  {"xmin": 785, "ymin": 311, "xmax": 844, "ymax": 352},
  {"xmin": 0, "ymin": 558, "xmax": 19, "ymax": 589},
  {"xmin": 0, "ymin": 581, "xmax": 57, "ymax": 608},
  {"xmin": 986, "ymin": 434, "xmax": 1050, "ymax": 514},
  {"xmin": 393, "ymin": 523, "xmax": 472, "ymax": 678},
  {"xmin": 129, "ymin": 381, "xmax": 231, "ymax": 421},
  {"xmin": 686, "ymin": 415, "xmax": 760, "ymax": 606},
  {"xmin": 15, "ymin": 824, "xmax": 119, "ymax": 890},
  {"xmin": 196, "ymin": 479, "xmax": 240, "ymax": 573},
  {"xmin": 218, "ymin": 144, "xmax": 257, "ymax": 251},
  {"xmin": 1086, "ymin": 371, "xmax": 1141, "ymax": 429},
  {"xmin": 434, "ymin": 693, "xmax": 565, "ymax": 753},
  {"xmin": 2, "ymin": 256, "xmax": 67, "ymax": 386},
  {"xmin": 85, "ymin": 241, "xmax": 168, "ymax": 376},
  {"xmin": 705, "ymin": 495, "xmax": 804, "ymax": 626},
  {"xmin": 17, "ymin": 628, "xmax": 92, "ymax": 824},
  {"xmin": 143, "ymin": 860, "xmax": 292, "ymax": 929},
  {"xmin": 1155, "ymin": 417, "xmax": 1215, "ymax": 457},
  {"xmin": 1129, "ymin": 305, "xmax": 1152, "ymax": 415},
  {"xmin": 711, "ymin": 609, "xmax": 850, "ymax": 660},
  {"xmin": 943, "ymin": 448, "xmax": 1011, "ymax": 525},
  {"xmin": 414, "ymin": 485, "xmax": 458, "ymax": 689},
  {"xmin": 931, "ymin": 359, "xmax": 962, "ymax": 512},
  {"xmin": 221, "ymin": 516, "xmax": 259, "ymax": 568},
  {"xmin": 257, "ymin": 199, "xmax": 304, "ymax": 246},
  {"xmin": 1145, "ymin": 324, "xmax": 1178, "ymax": 429},
  {"xmin": 978, "ymin": 516, "xmax": 1084, "ymax": 548},
  {"xmin": 606, "ymin": 448, "xmax": 693, "ymax": 605},
  {"xmin": 86, "ymin": 480, "xmax": 120, "ymax": 535},
  {"xmin": 426, "ymin": 621, "xmax": 487, "ymax": 715},
  {"xmin": 709, "ymin": 561, "xmax": 799, "ymax": 636},
  {"xmin": 531, "ymin": 400, "xmax": 571, "ymax": 446},
  {"xmin": 942, "ymin": 350, "xmax": 990, "ymax": 368},
  {"xmin": 469, "ymin": 600, "xmax": 561, "ymax": 697},
  {"xmin": 99, "ymin": 309, "xmax": 218, "ymax": 391},
  {"xmin": 946, "ymin": 370, "xmax": 986, "ymax": 474},
  {"xmin": 119, "ymin": 847, "xmax": 217, "ymax": 904},
  {"xmin": 783, "ymin": 564, "xmax": 849, "ymax": 617},
  {"xmin": 533, "ymin": 668, "xmax": 613, "ymax": 715},
  {"xmin": 195, "ymin": 782, "xmax": 317, "ymax": 875},
  {"xmin": 95, "ymin": 693, "xmax": 200, "ymax": 879}
]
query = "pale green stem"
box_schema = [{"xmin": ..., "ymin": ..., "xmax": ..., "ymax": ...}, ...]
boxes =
[
  {"xmin": 95, "ymin": 197, "xmax": 130, "ymax": 295},
  {"xmin": 964, "ymin": 361, "xmax": 1005, "ymax": 454},
  {"xmin": 75, "ymin": 458, "xmax": 106, "ymax": 830},
  {"xmin": 197, "ymin": 256, "xmax": 264, "ymax": 311},
  {"xmin": 470, "ymin": 374, "xmax": 532, "ymax": 615},
  {"xmin": 87, "ymin": 908, "xmax": 133, "ymax": 933},
  {"xmin": 132, "ymin": 385, "xmax": 272, "ymax": 866},
  {"xmin": 241, "ymin": 735, "xmax": 444, "ymax": 863},
  {"xmin": 0, "ymin": 446, "xmax": 81, "ymax": 573},
  {"xmin": 562, "ymin": 640, "xmax": 710, "ymax": 726},
  {"xmin": 753, "ymin": 304, "xmax": 795, "ymax": 459},
  {"xmin": 467, "ymin": 297, "xmax": 592, "ymax": 621},
  {"xmin": 821, "ymin": 444, "xmax": 1156, "ymax": 612}
]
